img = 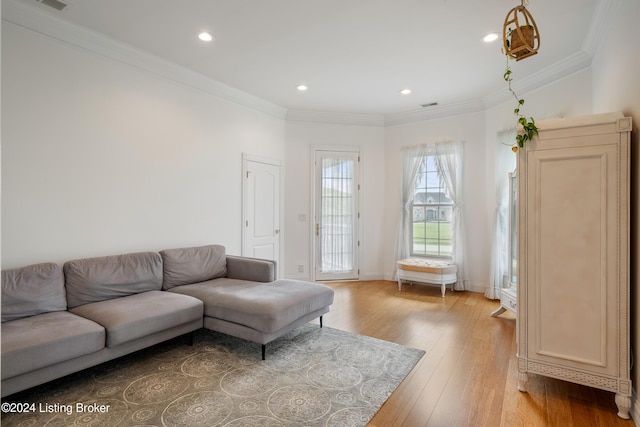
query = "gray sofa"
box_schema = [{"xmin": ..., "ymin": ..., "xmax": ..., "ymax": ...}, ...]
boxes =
[{"xmin": 1, "ymin": 245, "xmax": 334, "ymax": 398}]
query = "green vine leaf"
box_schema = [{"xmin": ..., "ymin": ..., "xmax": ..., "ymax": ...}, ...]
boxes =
[{"xmin": 504, "ymin": 50, "xmax": 538, "ymax": 151}]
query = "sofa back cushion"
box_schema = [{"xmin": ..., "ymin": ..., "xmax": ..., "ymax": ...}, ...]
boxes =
[
  {"xmin": 160, "ymin": 245, "xmax": 227, "ymax": 290},
  {"xmin": 1, "ymin": 263, "xmax": 67, "ymax": 322},
  {"xmin": 64, "ymin": 252, "xmax": 163, "ymax": 308}
]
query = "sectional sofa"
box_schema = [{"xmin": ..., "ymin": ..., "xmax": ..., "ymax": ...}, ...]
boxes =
[{"xmin": 1, "ymin": 244, "xmax": 334, "ymax": 398}]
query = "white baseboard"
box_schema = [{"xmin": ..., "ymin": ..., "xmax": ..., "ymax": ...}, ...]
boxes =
[
  {"xmin": 466, "ymin": 282, "xmax": 489, "ymax": 294},
  {"xmin": 358, "ymin": 273, "xmax": 385, "ymax": 281}
]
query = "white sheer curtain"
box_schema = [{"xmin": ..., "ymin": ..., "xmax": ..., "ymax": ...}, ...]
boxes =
[
  {"xmin": 394, "ymin": 141, "xmax": 467, "ymax": 290},
  {"xmin": 486, "ymin": 131, "xmax": 517, "ymax": 299},
  {"xmin": 395, "ymin": 144, "xmax": 429, "ymax": 262},
  {"xmin": 434, "ymin": 141, "xmax": 467, "ymax": 290}
]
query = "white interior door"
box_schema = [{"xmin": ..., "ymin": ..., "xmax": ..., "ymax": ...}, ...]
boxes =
[
  {"xmin": 242, "ymin": 156, "xmax": 280, "ymax": 266},
  {"xmin": 314, "ymin": 150, "xmax": 359, "ymax": 281}
]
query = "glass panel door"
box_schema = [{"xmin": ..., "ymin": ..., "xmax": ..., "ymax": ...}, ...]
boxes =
[{"xmin": 314, "ymin": 150, "xmax": 359, "ymax": 281}]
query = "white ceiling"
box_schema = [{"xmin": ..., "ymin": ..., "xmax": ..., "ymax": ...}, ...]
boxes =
[{"xmin": 9, "ymin": 0, "xmax": 600, "ymax": 117}]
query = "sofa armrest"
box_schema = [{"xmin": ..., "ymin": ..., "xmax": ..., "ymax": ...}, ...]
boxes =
[{"xmin": 226, "ymin": 256, "xmax": 276, "ymax": 282}]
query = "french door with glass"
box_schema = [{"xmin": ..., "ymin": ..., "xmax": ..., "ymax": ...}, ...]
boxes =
[{"xmin": 313, "ymin": 150, "xmax": 359, "ymax": 281}]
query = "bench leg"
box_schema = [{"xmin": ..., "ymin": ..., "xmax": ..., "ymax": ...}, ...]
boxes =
[
  {"xmin": 320, "ymin": 316, "xmax": 323, "ymax": 328},
  {"xmin": 262, "ymin": 344, "xmax": 266, "ymax": 361}
]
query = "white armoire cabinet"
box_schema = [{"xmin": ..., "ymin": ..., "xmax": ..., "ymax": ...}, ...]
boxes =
[{"xmin": 516, "ymin": 113, "xmax": 632, "ymax": 418}]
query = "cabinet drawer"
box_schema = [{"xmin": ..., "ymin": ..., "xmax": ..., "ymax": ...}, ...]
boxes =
[{"xmin": 501, "ymin": 288, "xmax": 517, "ymax": 314}]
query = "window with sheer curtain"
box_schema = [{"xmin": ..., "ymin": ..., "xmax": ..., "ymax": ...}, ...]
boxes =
[
  {"xmin": 395, "ymin": 141, "xmax": 467, "ymax": 290},
  {"xmin": 411, "ymin": 155, "xmax": 453, "ymax": 258}
]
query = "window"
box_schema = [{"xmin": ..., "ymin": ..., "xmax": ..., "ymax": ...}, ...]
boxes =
[
  {"xmin": 397, "ymin": 140, "xmax": 465, "ymax": 287},
  {"xmin": 411, "ymin": 155, "xmax": 453, "ymax": 257}
]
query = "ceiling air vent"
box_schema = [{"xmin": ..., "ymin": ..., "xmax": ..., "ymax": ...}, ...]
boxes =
[
  {"xmin": 421, "ymin": 102, "xmax": 438, "ymax": 108},
  {"xmin": 37, "ymin": 0, "xmax": 69, "ymax": 11}
]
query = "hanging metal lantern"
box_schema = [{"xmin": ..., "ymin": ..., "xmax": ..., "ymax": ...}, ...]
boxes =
[{"xmin": 503, "ymin": 0, "xmax": 540, "ymax": 61}]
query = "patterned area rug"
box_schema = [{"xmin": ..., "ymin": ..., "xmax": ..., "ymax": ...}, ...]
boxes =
[{"xmin": 2, "ymin": 324, "xmax": 424, "ymax": 426}]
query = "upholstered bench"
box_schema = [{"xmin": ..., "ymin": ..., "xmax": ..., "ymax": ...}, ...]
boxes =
[{"xmin": 396, "ymin": 259, "xmax": 457, "ymax": 297}]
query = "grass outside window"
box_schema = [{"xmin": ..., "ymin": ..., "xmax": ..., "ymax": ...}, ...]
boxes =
[{"xmin": 412, "ymin": 221, "xmax": 453, "ymax": 257}]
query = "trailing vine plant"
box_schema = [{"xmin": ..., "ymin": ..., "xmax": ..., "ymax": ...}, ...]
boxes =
[{"xmin": 503, "ymin": 28, "xmax": 538, "ymax": 152}]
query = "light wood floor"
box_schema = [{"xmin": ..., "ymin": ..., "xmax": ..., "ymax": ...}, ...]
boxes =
[{"xmin": 320, "ymin": 280, "xmax": 635, "ymax": 427}]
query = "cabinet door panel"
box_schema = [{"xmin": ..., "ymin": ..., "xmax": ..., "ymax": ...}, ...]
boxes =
[{"xmin": 525, "ymin": 142, "xmax": 618, "ymax": 375}]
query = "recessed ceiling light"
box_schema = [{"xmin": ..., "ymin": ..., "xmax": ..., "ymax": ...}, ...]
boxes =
[
  {"xmin": 198, "ymin": 31, "xmax": 214, "ymax": 42},
  {"xmin": 296, "ymin": 84, "xmax": 308, "ymax": 91},
  {"xmin": 400, "ymin": 89, "xmax": 412, "ymax": 95},
  {"xmin": 483, "ymin": 33, "xmax": 499, "ymax": 43}
]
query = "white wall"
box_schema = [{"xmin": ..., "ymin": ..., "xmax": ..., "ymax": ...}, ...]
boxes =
[
  {"xmin": 485, "ymin": 68, "xmax": 593, "ymax": 142},
  {"xmin": 1, "ymin": 21, "xmax": 285, "ymax": 268},
  {"xmin": 589, "ymin": 0, "xmax": 640, "ymax": 410},
  {"xmin": 284, "ymin": 121, "xmax": 385, "ymax": 280},
  {"xmin": 483, "ymin": 67, "xmax": 593, "ymax": 249}
]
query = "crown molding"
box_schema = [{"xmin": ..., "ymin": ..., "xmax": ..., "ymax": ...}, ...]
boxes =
[
  {"xmin": 286, "ymin": 110, "xmax": 385, "ymax": 127},
  {"xmin": 582, "ymin": 0, "xmax": 622, "ymax": 57},
  {"xmin": 384, "ymin": 99, "xmax": 486, "ymax": 127},
  {"xmin": 3, "ymin": 0, "xmax": 605, "ymax": 128},
  {"xmin": 482, "ymin": 50, "xmax": 592, "ymax": 108},
  {"xmin": 287, "ymin": 100, "xmax": 487, "ymax": 128},
  {"xmin": 293, "ymin": 49, "xmax": 593, "ymax": 127},
  {"xmin": 2, "ymin": 0, "xmax": 287, "ymax": 119}
]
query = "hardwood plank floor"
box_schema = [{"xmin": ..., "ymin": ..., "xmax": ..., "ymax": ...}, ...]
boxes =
[{"xmin": 320, "ymin": 280, "xmax": 635, "ymax": 427}]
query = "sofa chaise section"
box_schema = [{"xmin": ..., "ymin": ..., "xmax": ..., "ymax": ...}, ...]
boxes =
[{"xmin": 161, "ymin": 245, "xmax": 334, "ymax": 358}]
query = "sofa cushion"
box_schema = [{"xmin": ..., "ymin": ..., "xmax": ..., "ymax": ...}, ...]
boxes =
[
  {"xmin": 169, "ymin": 278, "xmax": 334, "ymax": 334},
  {"xmin": 69, "ymin": 291, "xmax": 203, "ymax": 347},
  {"xmin": 1, "ymin": 311, "xmax": 105, "ymax": 379},
  {"xmin": 1, "ymin": 263, "xmax": 66, "ymax": 322},
  {"xmin": 64, "ymin": 252, "xmax": 163, "ymax": 308},
  {"xmin": 160, "ymin": 245, "xmax": 227, "ymax": 290}
]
